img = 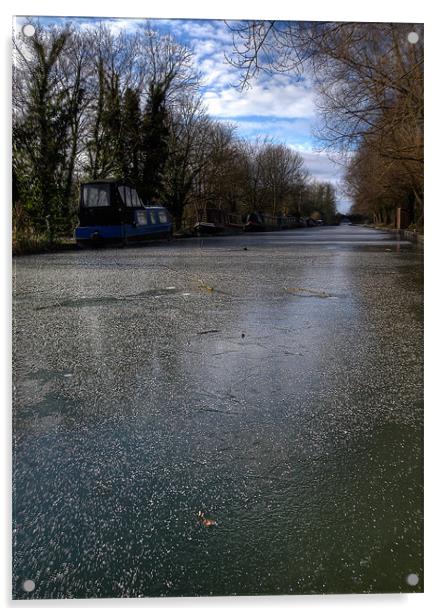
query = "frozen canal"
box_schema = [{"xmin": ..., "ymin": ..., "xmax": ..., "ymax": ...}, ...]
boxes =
[{"xmin": 12, "ymin": 224, "xmax": 423, "ymax": 598}]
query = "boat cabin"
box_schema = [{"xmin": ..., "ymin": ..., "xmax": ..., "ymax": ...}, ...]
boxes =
[{"xmin": 75, "ymin": 180, "xmax": 172, "ymax": 244}]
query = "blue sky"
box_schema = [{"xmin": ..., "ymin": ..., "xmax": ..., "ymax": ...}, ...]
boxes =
[{"xmin": 15, "ymin": 15, "xmax": 351, "ymax": 211}]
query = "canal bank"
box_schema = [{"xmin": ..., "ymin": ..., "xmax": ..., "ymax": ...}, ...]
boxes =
[{"xmin": 362, "ymin": 224, "xmax": 424, "ymax": 245}]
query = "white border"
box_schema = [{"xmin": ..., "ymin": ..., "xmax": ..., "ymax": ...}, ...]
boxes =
[{"xmin": 5, "ymin": 0, "xmax": 425, "ymax": 22}]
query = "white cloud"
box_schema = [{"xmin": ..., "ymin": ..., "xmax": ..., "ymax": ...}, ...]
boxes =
[
  {"xmin": 289, "ymin": 143, "xmax": 343, "ymax": 183},
  {"xmin": 203, "ymin": 81, "xmax": 315, "ymax": 119},
  {"xmin": 199, "ymin": 56, "xmax": 236, "ymax": 88},
  {"xmin": 76, "ymin": 17, "xmax": 148, "ymax": 35},
  {"xmin": 182, "ymin": 24, "xmax": 316, "ymax": 122},
  {"xmin": 225, "ymin": 117, "xmax": 312, "ymax": 143},
  {"xmin": 172, "ymin": 19, "xmax": 233, "ymax": 45},
  {"xmin": 192, "ymin": 38, "xmax": 218, "ymax": 57}
]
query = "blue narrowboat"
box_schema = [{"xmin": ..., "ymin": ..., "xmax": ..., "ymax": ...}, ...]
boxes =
[{"xmin": 75, "ymin": 179, "xmax": 172, "ymax": 245}]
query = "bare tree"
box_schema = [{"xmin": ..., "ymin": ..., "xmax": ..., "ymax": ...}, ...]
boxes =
[
  {"xmin": 138, "ymin": 26, "xmax": 201, "ymax": 107},
  {"xmin": 192, "ymin": 121, "xmax": 242, "ymax": 213},
  {"xmin": 258, "ymin": 143, "xmax": 307, "ymax": 215},
  {"xmin": 82, "ymin": 24, "xmax": 141, "ymax": 178},
  {"xmin": 161, "ymin": 95, "xmax": 211, "ymax": 229}
]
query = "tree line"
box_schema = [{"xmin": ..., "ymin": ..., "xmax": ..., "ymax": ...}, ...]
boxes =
[
  {"xmin": 227, "ymin": 21, "xmax": 423, "ymax": 230},
  {"xmin": 12, "ymin": 20, "xmax": 338, "ymax": 246}
]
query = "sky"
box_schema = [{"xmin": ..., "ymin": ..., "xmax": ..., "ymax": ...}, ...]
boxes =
[{"xmin": 15, "ymin": 15, "xmax": 351, "ymax": 212}]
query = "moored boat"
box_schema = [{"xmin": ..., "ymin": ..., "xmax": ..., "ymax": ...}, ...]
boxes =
[{"xmin": 75, "ymin": 180, "xmax": 172, "ymax": 245}]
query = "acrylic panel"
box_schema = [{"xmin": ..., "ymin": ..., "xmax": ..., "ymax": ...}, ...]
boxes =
[{"xmin": 12, "ymin": 15, "xmax": 424, "ymax": 600}]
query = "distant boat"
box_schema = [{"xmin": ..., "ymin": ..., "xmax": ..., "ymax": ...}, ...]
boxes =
[
  {"xmin": 244, "ymin": 211, "xmax": 299, "ymax": 232},
  {"xmin": 194, "ymin": 207, "xmax": 225, "ymax": 235}
]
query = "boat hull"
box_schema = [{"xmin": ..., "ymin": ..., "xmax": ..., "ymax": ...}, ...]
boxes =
[{"xmin": 75, "ymin": 223, "xmax": 171, "ymax": 244}]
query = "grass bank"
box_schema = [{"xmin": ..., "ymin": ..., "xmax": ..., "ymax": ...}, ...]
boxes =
[{"xmin": 12, "ymin": 231, "xmax": 77, "ymax": 256}]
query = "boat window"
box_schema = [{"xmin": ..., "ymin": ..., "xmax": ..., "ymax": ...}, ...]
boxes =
[
  {"xmin": 82, "ymin": 184, "xmax": 110, "ymax": 207},
  {"xmin": 158, "ymin": 211, "xmax": 168, "ymax": 224},
  {"xmin": 131, "ymin": 188, "xmax": 142, "ymax": 208},
  {"xmin": 118, "ymin": 186, "xmax": 128, "ymax": 205},
  {"xmin": 136, "ymin": 210, "xmax": 148, "ymax": 226},
  {"xmin": 122, "ymin": 186, "xmax": 130, "ymax": 206},
  {"xmin": 149, "ymin": 211, "xmax": 157, "ymax": 224}
]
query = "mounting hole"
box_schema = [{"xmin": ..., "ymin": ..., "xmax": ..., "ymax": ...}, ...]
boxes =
[
  {"xmin": 406, "ymin": 573, "xmax": 419, "ymax": 586},
  {"xmin": 407, "ymin": 32, "xmax": 419, "ymax": 44},
  {"xmin": 22, "ymin": 24, "xmax": 35, "ymax": 37},
  {"xmin": 22, "ymin": 579, "xmax": 35, "ymax": 592}
]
